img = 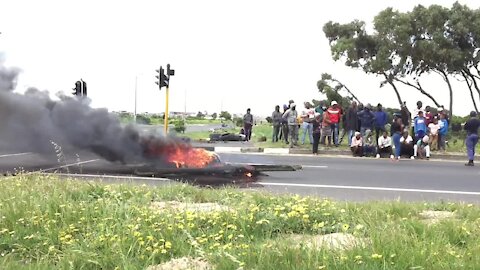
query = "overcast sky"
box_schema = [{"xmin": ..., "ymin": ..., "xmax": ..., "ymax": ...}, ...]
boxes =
[{"xmin": 1, "ymin": 0, "xmax": 479, "ymax": 117}]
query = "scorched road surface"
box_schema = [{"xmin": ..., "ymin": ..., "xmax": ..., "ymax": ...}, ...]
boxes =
[{"xmin": 0, "ymin": 150, "xmax": 479, "ymax": 203}]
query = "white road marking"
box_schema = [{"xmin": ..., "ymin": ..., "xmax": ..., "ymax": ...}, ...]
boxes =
[
  {"xmin": 301, "ymin": 165, "xmax": 328, "ymax": 169},
  {"xmin": 225, "ymin": 162, "xmax": 327, "ymax": 169},
  {"xmin": 40, "ymin": 159, "xmax": 100, "ymax": 172},
  {"xmin": 0, "ymin": 152, "xmax": 33, "ymax": 158},
  {"xmin": 53, "ymin": 173, "xmax": 171, "ymax": 182},
  {"xmin": 260, "ymin": 182, "xmax": 480, "ymax": 196}
]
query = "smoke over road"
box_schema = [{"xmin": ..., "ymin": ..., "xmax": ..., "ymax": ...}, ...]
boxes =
[{"xmin": 0, "ymin": 62, "xmax": 181, "ymax": 164}]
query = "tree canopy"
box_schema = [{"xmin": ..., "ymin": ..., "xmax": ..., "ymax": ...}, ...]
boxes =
[{"xmin": 322, "ymin": 2, "xmax": 480, "ymax": 118}]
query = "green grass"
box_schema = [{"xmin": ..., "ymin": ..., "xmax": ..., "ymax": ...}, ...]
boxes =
[{"xmin": 2, "ymin": 174, "xmax": 480, "ymax": 269}]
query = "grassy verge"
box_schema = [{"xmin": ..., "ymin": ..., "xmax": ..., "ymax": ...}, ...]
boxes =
[{"xmin": 1, "ymin": 175, "xmax": 480, "ymax": 269}]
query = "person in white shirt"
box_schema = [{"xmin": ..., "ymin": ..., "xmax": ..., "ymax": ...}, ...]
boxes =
[
  {"xmin": 376, "ymin": 131, "xmax": 393, "ymax": 159},
  {"xmin": 414, "ymin": 134, "xmax": 431, "ymax": 159},
  {"xmin": 428, "ymin": 118, "xmax": 440, "ymax": 151},
  {"xmin": 399, "ymin": 131, "xmax": 414, "ymax": 159},
  {"xmin": 350, "ymin": 132, "xmax": 363, "ymax": 157}
]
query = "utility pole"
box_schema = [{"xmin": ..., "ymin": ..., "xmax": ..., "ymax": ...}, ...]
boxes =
[{"xmin": 134, "ymin": 76, "xmax": 138, "ymax": 123}]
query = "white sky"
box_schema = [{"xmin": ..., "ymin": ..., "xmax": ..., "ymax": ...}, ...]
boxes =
[{"xmin": 1, "ymin": 0, "xmax": 479, "ymax": 117}]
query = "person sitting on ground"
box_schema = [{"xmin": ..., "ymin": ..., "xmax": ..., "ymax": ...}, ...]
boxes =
[
  {"xmin": 414, "ymin": 134, "xmax": 431, "ymax": 160},
  {"xmin": 377, "ymin": 131, "xmax": 393, "ymax": 159},
  {"xmin": 399, "ymin": 131, "xmax": 414, "ymax": 159},
  {"xmin": 363, "ymin": 129, "xmax": 376, "ymax": 157},
  {"xmin": 428, "ymin": 117, "xmax": 440, "ymax": 151},
  {"xmin": 350, "ymin": 132, "xmax": 363, "ymax": 157}
]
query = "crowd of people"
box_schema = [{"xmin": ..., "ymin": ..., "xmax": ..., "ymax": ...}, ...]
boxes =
[{"xmin": 258, "ymin": 100, "xmax": 480, "ymax": 165}]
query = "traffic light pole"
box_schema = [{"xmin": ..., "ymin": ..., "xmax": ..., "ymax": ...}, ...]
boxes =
[{"xmin": 164, "ymin": 85, "xmax": 169, "ymax": 135}]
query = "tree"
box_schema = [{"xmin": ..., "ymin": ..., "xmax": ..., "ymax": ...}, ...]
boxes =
[
  {"xmin": 196, "ymin": 111, "xmax": 205, "ymax": 118},
  {"xmin": 265, "ymin": 116, "xmax": 273, "ymax": 123},
  {"xmin": 317, "ymin": 73, "xmax": 361, "ymax": 104},
  {"xmin": 219, "ymin": 111, "xmax": 232, "ymax": 121},
  {"xmin": 323, "ymin": 20, "xmax": 405, "ymax": 106},
  {"xmin": 211, "ymin": 112, "xmax": 218, "ymax": 120}
]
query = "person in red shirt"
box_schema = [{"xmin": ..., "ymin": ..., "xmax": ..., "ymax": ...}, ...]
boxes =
[
  {"xmin": 327, "ymin": 101, "xmax": 342, "ymax": 146},
  {"xmin": 424, "ymin": 106, "xmax": 433, "ymax": 126}
]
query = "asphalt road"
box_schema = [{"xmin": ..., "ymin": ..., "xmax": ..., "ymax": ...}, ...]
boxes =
[
  {"xmin": 0, "ymin": 150, "xmax": 479, "ymax": 203},
  {"xmin": 135, "ymin": 123, "xmax": 232, "ymax": 135}
]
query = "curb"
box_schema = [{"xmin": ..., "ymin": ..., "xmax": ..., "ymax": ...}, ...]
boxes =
[{"xmin": 200, "ymin": 146, "xmax": 467, "ymax": 161}]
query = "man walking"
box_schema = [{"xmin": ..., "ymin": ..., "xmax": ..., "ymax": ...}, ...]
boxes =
[
  {"xmin": 283, "ymin": 103, "xmax": 299, "ymax": 148},
  {"xmin": 271, "ymin": 105, "xmax": 283, "ymax": 142},
  {"xmin": 345, "ymin": 101, "xmax": 358, "ymax": 147},
  {"xmin": 464, "ymin": 111, "xmax": 480, "ymax": 166},
  {"xmin": 327, "ymin": 101, "xmax": 342, "ymax": 146},
  {"xmin": 243, "ymin": 108, "xmax": 253, "ymax": 141},
  {"xmin": 374, "ymin": 103, "xmax": 387, "ymax": 145}
]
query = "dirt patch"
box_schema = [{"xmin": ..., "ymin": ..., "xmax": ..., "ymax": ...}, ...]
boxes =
[
  {"xmin": 150, "ymin": 201, "xmax": 231, "ymax": 213},
  {"xmin": 419, "ymin": 210, "xmax": 457, "ymax": 224},
  {"xmin": 146, "ymin": 257, "xmax": 212, "ymax": 270},
  {"xmin": 288, "ymin": 233, "xmax": 369, "ymax": 251}
]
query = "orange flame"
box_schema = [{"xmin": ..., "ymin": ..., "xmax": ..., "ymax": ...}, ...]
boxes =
[{"xmin": 167, "ymin": 147, "xmax": 217, "ymax": 168}]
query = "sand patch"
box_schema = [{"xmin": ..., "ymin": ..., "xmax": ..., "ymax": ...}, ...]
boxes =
[
  {"xmin": 288, "ymin": 233, "xmax": 369, "ymax": 251},
  {"xmin": 150, "ymin": 201, "xmax": 231, "ymax": 213},
  {"xmin": 146, "ymin": 257, "xmax": 212, "ymax": 270},
  {"xmin": 419, "ymin": 210, "xmax": 457, "ymax": 224}
]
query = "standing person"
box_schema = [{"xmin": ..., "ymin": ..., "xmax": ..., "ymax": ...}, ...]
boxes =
[
  {"xmin": 357, "ymin": 104, "xmax": 376, "ymax": 136},
  {"xmin": 243, "ymin": 108, "xmax": 253, "ymax": 141},
  {"xmin": 327, "ymin": 101, "xmax": 342, "ymax": 146},
  {"xmin": 425, "ymin": 106, "xmax": 433, "ymax": 126},
  {"xmin": 312, "ymin": 113, "xmax": 322, "ymax": 155},
  {"xmin": 345, "ymin": 101, "xmax": 358, "ymax": 147},
  {"xmin": 391, "ymin": 117, "xmax": 404, "ymax": 160},
  {"xmin": 411, "ymin": 101, "xmax": 423, "ymax": 134},
  {"xmin": 464, "ymin": 111, "xmax": 480, "ymax": 166},
  {"xmin": 400, "ymin": 102, "xmax": 411, "ymax": 128},
  {"xmin": 357, "ymin": 103, "xmax": 364, "ymax": 132},
  {"xmin": 280, "ymin": 104, "xmax": 289, "ymax": 144},
  {"xmin": 374, "ymin": 103, "xmax": 387, "ymax": 145},
  {"xmin": 428, "ymin": 118, "xmax": 440, "ymax": 151},
  {"xmin": 271, "ymin": 105, "xmax": 283, "ymax": 143},
  {"xmin": 438, "ymin": 113, "xmax": 449, "ymax": 151},
  {"xmin": 321, "ymin": 110, "xmax": 332, "ymax": 147},
  {"xmin": 414, "ymin": 111, "xmax": 427, "ymax": 142},
  {"xmin": 283, "ymin": 103, "xmax": 299, "ymax": 148},
  {"xmin": 300, "ymin": 102, "xmax": 314, "ymax": 144}
]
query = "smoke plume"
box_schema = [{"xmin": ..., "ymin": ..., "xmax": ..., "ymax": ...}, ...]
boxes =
[{"xmin": 0, "ymin": 62, "xmax": 181, "ymax": 164}]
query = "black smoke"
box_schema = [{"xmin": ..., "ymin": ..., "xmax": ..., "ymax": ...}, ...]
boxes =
[{"xmin": 0, "ymin": 61, "xmax": 177, "ymax": 163}]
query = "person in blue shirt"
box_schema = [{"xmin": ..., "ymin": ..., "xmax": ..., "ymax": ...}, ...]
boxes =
[
  {"xmin": 438, "ymin": 113, "xmax": 449, "ymax": 151},
  {"xmin": 464, "ymin": 111, "xmax": 480, "ymax": 166},
  {"xmin": 414, "ymin": 111, "xmax": 427, "ymax": 142},
  {"xmin": 374, "ymin": 103, "xmax": 388, "ymax": 146}
]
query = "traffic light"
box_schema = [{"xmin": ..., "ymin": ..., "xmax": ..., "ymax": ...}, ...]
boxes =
[
  {"xmin": 73, "ymin": 81, "xmax": 82, "ymax": 96},
  {"xmin": 82, "ymin": 80, "xmax": 87, "ymax": 96},
  {"xmin": 155, "ymin": 66, "xmax": 168, "ymax": 89},
  {"xmin": 72, "ymin": 80, "xmax": 87, "ymax": 97}
]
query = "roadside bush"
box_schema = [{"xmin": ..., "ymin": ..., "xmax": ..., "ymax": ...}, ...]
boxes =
[
  {"xmin": 173, "ymin": 119, "xmax": 186, "ymax": 133},
  {"xmin": 234, "ymin": 117, "xmax": 243, "ymax": 127}
]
